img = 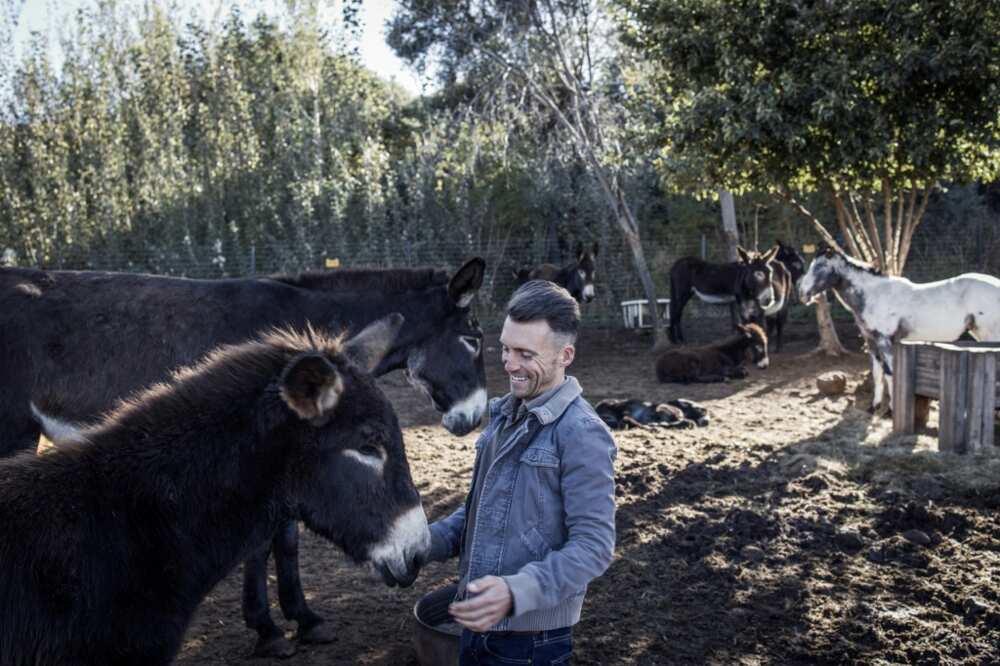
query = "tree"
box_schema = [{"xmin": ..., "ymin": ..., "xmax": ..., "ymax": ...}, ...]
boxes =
[
  {"xmin": 389, "ymin": 0, "xmax": 670, "ymax": 343},
  {"xmin": 622, "ymin": 0, "xmax": 1000, "ymax": 354}
]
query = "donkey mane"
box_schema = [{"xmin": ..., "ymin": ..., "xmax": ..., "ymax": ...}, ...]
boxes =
[
  {"xmin": 827, "ymin": 247, "xmax": 883, "ymax": 276},
  {"xmin": 712, "ymin": 322, "xmax": 768, "ymax": 358},
  {"xmin": 102, "ymin": 327, "xmax": 347, "ymax": 440},
  {"xmin": 271, "ymin": 267, "xmax": 449, "ymax": 293}
]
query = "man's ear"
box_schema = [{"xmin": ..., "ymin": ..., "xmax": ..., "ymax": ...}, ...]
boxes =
[
  {"xmin": 280, "ymin": 354, "xmax": 343, "ymax": 423},
  {"xmin": 559, "ymin": 342, "xmax": 576, "ymax": 367}
]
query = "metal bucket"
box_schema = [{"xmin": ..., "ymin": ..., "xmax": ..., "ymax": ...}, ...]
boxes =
[{"xmin": 412, "ymin": 584, "xmax": 461, "ymax": 666}]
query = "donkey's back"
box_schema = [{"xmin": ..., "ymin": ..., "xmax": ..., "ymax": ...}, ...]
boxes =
[
  {"xmin": 0, "ymin": 268, "xmax": 310, "ymax": 446},
  {"xmin": 877, "ymin": 272, "xmax": 1000, "ymax": 340}
]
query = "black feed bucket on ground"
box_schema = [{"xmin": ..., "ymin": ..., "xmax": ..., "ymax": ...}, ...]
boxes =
[{"xmin": 412, "ymin": 584, "xmax": 461, "ymax": 666}]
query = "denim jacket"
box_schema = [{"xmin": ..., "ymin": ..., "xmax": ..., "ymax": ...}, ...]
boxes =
[{"xmin": 427, "ymin": 376, "xmax": 617, "ymax": 631}]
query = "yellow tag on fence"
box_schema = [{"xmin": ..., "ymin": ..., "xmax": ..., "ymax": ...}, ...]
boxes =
[
  {"xmin": 802, "ymin": 243, "xmax": 816, "ymax": 254},
  {"xmin": 325, "ymin": 258, "xmax": 340, "ymax": 269}
]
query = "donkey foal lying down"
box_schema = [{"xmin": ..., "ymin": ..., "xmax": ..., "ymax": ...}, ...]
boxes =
[{"xmin": 656, "ymin": 323, "xmax": 769, "ymax": 384}]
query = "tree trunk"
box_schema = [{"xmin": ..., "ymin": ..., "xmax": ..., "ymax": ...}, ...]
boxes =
[
  {"xmin": 719, "ymin": 189, "xmax": 739, "ymax": 261},
  {"xmin": 719, "ymin": 190, "xmax": 743, "ymax": 329},
  {"xmin": 813, "ymin": 292, "xmax": 847, "ymax": 355},
  {"xmin": 621, "ymin": 224, "xmax": 664, "ymax": 346}
]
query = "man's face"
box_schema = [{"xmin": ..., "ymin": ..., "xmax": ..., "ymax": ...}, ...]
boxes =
[{"xmin": 499, "ymin": 317, "xmax": 574, "ymax": 400}]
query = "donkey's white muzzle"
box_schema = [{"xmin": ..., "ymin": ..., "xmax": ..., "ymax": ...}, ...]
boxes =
[
  {"xmin": 442, "ymin": 388, "xmax": 487, "ymax": 436},
  {"xmin": 368, "ymin": 505, "xmax": 431, "ymax": 588}
]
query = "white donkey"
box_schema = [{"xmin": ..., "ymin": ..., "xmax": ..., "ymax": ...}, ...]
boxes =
[{"xmin": 799, "ymin": 246, "xmax": 1000, "ymax": 411}]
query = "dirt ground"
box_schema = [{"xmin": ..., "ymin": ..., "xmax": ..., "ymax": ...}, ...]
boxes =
[{"xmin": 176, "ymin": 319, "xmax": 1000, "ymax": 665}]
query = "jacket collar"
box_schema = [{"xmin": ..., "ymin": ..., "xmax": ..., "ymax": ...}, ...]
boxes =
[{"xmin": 490, "ymin": 376, "xmax": 582, "ymax": 426}]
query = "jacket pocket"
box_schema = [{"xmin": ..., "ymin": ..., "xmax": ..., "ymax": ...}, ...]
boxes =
[
  {"xmin": 519, "ymin": 446, "xmax": 559, "ymax": 468},
  {"xmin": 519, "ymin": 525, "xmax": 552, "ymax": 559}
]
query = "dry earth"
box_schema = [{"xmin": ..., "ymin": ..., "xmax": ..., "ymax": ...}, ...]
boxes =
[{"xmin": 176, "ymin": 320, "xmax": 1000, "ymax": 665}]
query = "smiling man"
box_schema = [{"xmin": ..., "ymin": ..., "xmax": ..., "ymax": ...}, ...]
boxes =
[{"xmin": 425, "ymin": 280, "xmax": 617, "ymax": 665}]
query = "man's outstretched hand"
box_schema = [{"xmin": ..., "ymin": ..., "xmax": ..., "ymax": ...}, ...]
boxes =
[{"xmin": 448, "ymin": 576, "xmax": 513, "ymax": 632}]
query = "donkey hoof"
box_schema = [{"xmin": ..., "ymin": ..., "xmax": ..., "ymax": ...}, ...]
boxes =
[
  {"xmin": 297, "ymin": 621, "xmax": 337, "ymax": 645},
  {"xmin": 253, "ymin": 635, "xmax": 296, "ymax": 659}
]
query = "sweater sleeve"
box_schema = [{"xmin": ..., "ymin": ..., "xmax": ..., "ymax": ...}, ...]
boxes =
[
  {"xmin": 502, "ymin": 411, "xmax": 617, "ymax": 615},
  {"xmin": 426, "ymin": 420, "xmax": 494, "ymax": 563},
  {"xmin": 427, "ymin": 504, "xmax": 466, "ymax": 563}
]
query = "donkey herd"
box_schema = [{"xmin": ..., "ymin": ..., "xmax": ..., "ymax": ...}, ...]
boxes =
[{"xmin": 3, "ymin": 236, "xmax": 999, "ymax": 664}]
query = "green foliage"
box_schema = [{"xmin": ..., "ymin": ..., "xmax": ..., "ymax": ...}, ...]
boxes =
[{"xmin": 621, "ymin": 0, "xmax": 1000, "ymax": 195}]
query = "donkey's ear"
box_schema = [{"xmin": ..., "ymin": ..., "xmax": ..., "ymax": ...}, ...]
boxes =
[
  {"xmin": 575, "ymin": 240, "xmax": 584, "ymax": 258},
  {"xmin": 280, "ymin": 354, "xmax": 343, "ymax": 423},
  {"xmin": 736, "ymin": 246, "xmax": 751, "ymax": 263},
  {"xmin": 449, "ymin": 258, "xmax": 485, "ymax": 308},
  {"xmin": 761, "ymin": 245, "xmax": 780, "ymax": 263},
  {"xmin": 592, "ymin": 241, "xmax": 599, "ymax": 257},
  {"xmin": 343, "ymin": 313, "xmax": 405, "ymax": 374}
]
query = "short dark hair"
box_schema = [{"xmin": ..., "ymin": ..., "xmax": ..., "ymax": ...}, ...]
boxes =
[{"xmin": 506, "ymin": 280, "xmax": 580, "ymax": 342}]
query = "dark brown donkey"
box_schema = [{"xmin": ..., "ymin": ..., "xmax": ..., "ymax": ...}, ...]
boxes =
[
  {"xmin": 656, "ymin": 323, "xmax": 770, "ymax": 383},
  {"xmin": 0, "ymin": 259, "xmax": 486, "ymax": 657},
  {"xmin": 1, "ymin": 318, "xmax": 429, "ymax": 666},
  {"xmin": 668, "ymin": 246, "xmax": 779, "ymax": 343},
  {"xmin": 514, "ymin": 241, "xmax": 599, "ymax": 303}
]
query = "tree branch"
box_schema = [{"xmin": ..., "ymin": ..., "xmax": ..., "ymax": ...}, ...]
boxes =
[{"xmin": 899, "ymin": 183, "xmax": 935, "ymax": 273}]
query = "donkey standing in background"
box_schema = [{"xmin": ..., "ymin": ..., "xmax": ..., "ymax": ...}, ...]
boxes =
[
  {"xmin": 0, "ymin": 258, "xmax": 486, "ymax": 657},
  {"xmin": 760, "ymin": 240, "xmax": 807, "ymax": 352},
  {"xmin": 2, "ymin": 317, "xmax": 430, "ymax": 666},
  {"xmin": 514, "ymin": 240, "xmax": 599, "ymax": 303},
  {"xmin": 668, "ymin": 246, "xmax": 780, "ymax": 344},
  {"xmin": 799, "ymin": 245, "xmax": 1000, "ymax": 412}
]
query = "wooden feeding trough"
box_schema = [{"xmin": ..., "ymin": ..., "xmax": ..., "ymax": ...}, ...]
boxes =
[{"xmin": 892, "ymin": 340, "xmax": 1000, "ymax": 453}]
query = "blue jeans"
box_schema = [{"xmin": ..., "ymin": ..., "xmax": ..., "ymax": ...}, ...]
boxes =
[{"xmin": 459, "ymin": 627, "xmax": 572, "ymax": 665}]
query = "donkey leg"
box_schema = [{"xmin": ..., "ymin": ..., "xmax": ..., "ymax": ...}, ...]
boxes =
[
  {"xmin": 273, "ymin": 521, "xmax": 336, "ymax": 644},
  {"xmin": 242, "ymin": 544, "xmax": 296, "ymax": 658},
  {"xmin": 767, "ymin": 311, "xmax": 786, "ymax": 353},
  {"xmin": 869, "ymin": 351, "xmax": 887, "ymax": 413},
  {"xmin": 873, "ymin": 335, "xmax": 895, "ymax": 412},
  {"xmin": 670, "ymin": 292, "xmax": 691, "ymax": 343}
]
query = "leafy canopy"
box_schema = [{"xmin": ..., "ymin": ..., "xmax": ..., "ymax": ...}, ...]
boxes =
[{"xmin": 620, "ymin": 0, "xmax": 1000, "ymax": 194}]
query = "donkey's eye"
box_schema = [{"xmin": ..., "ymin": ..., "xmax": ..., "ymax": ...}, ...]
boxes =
[
  {"xmin": 461, "ymin": 336, "xmax": 481, "ymax": 356},
  {"xmin": 358, "ymin": 444, "xmax": 381, "ymax": 459}
]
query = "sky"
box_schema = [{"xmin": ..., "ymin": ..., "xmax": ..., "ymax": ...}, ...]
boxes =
[{"xmin": 11, "ymin": 0, "xmax": 425, "ymax": 96}]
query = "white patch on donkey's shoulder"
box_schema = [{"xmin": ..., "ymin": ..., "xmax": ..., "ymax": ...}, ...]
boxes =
[
  {"xmin": 693, "ymin": 288, "xmax": 735, "ymax": 304},
  {"xmin": 30, "ymin": 403, "xmax": 89, "ymax": 444}
]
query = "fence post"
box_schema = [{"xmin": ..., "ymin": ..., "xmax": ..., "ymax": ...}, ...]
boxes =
[
  {"xmin": 966, "ymin": 351, "xmax": 996, "ymax": 453},
  {"xmin": 892, "ymin": 342, "xmax": 917, "ymax": 435},
  {"xmin": 700, "ymin": 234, "xmax": 706, "ymax": 259},
  {"xmin": 249, "ymin": 243, "xmax": 256, "ymax": 276},
  {"xmin": 938, "ymin": 348, "xmax": 969, "ymax": 453}
]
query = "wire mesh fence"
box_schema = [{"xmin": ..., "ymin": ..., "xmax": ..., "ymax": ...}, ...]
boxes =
[{"xmin": 4, "ymin": 225, "xmax": 997, "ymax": 332}]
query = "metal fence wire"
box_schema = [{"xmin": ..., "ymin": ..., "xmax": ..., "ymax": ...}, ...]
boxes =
[{"xmin": 4, "ymin": 225, "xmax": 999, "ymax": 331}]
